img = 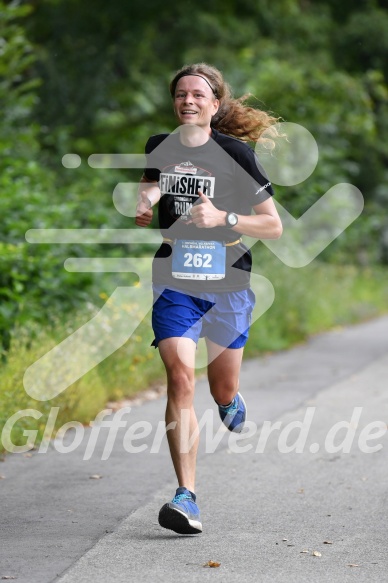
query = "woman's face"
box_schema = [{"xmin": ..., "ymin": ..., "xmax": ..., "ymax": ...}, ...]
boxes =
[{"xmin": 174, "ymin": 75, "xmax": 219, "ymax": 132}]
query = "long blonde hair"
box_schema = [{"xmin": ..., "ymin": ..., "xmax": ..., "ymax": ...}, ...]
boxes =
[{"xmin": 170, "ymin": 63, "xmax": 280, "ymax": 147}]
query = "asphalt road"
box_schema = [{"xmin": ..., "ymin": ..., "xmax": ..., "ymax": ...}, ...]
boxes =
[{"xmin": 1, "ymin": 316, "xmax": 387, "ymax": 583}]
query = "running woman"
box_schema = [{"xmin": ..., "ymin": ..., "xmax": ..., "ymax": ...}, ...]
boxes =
[{"xmin": 136, "ymin": 63, "xmax": 282, "ymax": 535}]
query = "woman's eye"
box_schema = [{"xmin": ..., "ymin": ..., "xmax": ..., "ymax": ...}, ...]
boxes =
[{"xmin": 175, "ymin": 92, "xmax": 205, "ymax": 99}]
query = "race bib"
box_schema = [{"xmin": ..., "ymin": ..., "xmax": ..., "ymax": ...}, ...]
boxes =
[{"xmin": 172, "ymin": 240, "xmax": 226, "ymax": 280}]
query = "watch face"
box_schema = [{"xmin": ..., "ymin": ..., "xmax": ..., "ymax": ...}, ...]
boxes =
[{"xmin": 228, "ymin": 213, "xmax": 238, "ymax": 226}]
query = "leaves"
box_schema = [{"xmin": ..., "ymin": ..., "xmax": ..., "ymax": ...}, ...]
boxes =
[{"xmin": 203, "ymin": 561, "xmax": 221, "ymax": 568}]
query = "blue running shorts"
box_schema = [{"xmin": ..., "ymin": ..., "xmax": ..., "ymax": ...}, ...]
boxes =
[{"xmin": 151, "ymin": 284, "xmax": 256, "ymax": 349}]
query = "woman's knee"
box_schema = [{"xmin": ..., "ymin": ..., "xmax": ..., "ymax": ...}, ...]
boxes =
[
  {"xmin": 166, "ymin": 365, "xmax": 195, "ymax": 402},
  {"xmin": 209, "ymin": 377, "xmax": 238, "ymax": 404}
]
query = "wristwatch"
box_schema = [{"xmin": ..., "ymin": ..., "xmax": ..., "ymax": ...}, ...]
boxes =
[{"xmin": 225, "ymin": 212, "xmax": 238, "ymax": 228}]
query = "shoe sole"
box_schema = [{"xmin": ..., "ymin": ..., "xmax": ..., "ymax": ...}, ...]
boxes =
[
  {"xmin": 235, "ymin": 392, "xmax": 247, "ymax": 433},
  {"xmin": 158, "ymin": 504, "xmax": 202, "ymax": 535}
]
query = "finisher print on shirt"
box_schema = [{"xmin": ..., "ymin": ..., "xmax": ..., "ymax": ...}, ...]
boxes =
[{"xmin": 159, "ymin": 161, "xmax": 215, "ymax": 221}]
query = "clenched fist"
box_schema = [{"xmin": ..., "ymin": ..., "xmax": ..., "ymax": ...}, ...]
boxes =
[
  {"xmin": 187, "ymin": 191, "xmax": 227, "ymax": 228},
  {"xmin": 135, "ymin": 191, "xmax": 153, "ymax": 227}
]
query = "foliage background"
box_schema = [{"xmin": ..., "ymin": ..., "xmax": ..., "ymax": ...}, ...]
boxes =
[{"xmin": 1, "ymin": 0, "xmax": 387, "ymax": 447}]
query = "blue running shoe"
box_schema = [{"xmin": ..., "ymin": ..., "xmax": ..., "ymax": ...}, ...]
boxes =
[
  {"xmin": 218, "ymin": 392, "xmax": 247, "ymax": 433},
  {"xmin": 158, "ymin": 487, "xmax": 202, "ymax": 534}
]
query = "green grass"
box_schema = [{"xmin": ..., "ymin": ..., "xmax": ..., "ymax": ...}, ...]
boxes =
[
  {"xmin": 0, "ymin": 314, "xmax": 165, "ymax": 453},
  {"xmin": 246, "ymin": 258, "xmax": 388, "ymax": 356},
  {"xmin": 1, "ymin": 260, "xmax": 387, "ymax": 452}
]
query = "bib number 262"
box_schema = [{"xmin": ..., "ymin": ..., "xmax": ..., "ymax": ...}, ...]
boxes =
[
  {"xmin": 172, "ymin": 239, "xmax": 226, "ymax": 280},
  {"xmin": 184, "ymin": 253, "xmax": 212, "ymax": 268}
]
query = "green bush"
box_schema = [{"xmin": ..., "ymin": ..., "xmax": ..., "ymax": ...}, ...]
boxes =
[{"xmin": 0, "ymin": 1, "xmax": 133, "ymax": 355}]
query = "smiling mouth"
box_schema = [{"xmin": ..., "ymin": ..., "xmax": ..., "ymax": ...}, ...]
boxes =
[{"xmin": 181, "ymin": 110, "xmax": 198, "ymax": 115}]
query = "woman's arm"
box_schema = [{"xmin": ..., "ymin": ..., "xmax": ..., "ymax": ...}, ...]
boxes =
[{"xmin": 229, "ymin": 197, "xmax": 283, "ymax": 239}]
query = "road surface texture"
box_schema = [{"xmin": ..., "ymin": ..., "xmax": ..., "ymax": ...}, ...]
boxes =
[{"xmin": 1, "ymin": 315, "xmax": 387, "ymax": 582}]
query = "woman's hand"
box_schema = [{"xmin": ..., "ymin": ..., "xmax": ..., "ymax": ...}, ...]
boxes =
[
  {"xmin": 187, "ymin": 191, "xmax": 226, "ymax": 228},
  {"xmin": 135, "ymin": 191, "xmax": 153, "ymax": 227}
]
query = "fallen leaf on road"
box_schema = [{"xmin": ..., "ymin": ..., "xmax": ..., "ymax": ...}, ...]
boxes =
[
  {"xmin": 297, "ymin": 488, "xmax": 304, "ymax": 494},
  {"xmin": 312, "ymin": 551, "xmax": 322, "ymax": 557},
  {"xmin": 0, "ymin": 475, "xmax": 5, "ymax": 480},
  {"xmin": 89, "ymin": 474, "xmax": 103, "ymax": 480},
  {"xmin": 203, "ymin": 561, "xmax": 221, "ymax": 568},
  {"xmin": 323, "ymin": 541, "xmax": 333, "ymax": 544},
  {"xmin": 2, "ymin": 576, "xmax": 17, "ymax": 580},
  {"xmin": 282, "ymin": 538, "xmax": 288, "ymax": 542},
  {"xmin": 300, "ymin": 550, "xmax": 309, "ymax": 554},
  {"xmin": 347, "ymin": 564, "xmax": 360, "ymax": 568}
]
